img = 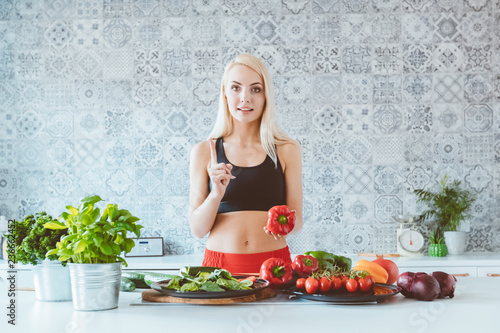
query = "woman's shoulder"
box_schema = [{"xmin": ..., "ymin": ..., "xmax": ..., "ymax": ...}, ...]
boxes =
[
  {"xmin": 276, "ymin": 139, "xmax": 301, "ymax": 160},
  {"xmin": 277, "ymin": 138, "xmax": 300, "ymax": 152},
  {"xmin": 190, "ymin": 140, "xmax": 212, "ymax": 161}
]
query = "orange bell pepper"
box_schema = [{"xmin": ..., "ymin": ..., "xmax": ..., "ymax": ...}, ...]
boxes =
[{"xmin": 352, "ymin": 260, "xmax": 389, "ymax": 283}]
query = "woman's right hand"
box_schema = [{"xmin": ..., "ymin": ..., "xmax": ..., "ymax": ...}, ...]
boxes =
[{"xmin": 207, "ymin": 140, "xmax": 235, "ymax": 198}]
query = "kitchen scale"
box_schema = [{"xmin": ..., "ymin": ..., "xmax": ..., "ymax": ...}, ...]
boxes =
[{"xmin": 392, "ymin": 215, "xmax": 424, "ymax": 257}]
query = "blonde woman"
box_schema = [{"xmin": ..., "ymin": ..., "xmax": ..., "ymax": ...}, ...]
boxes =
[{"xmin": 189, "ymin": 53, "xmax": 303, "ymax": 275}]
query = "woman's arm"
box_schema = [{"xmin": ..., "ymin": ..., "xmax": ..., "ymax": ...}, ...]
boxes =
[
  {"xmin": 188, "ymin": 140, "xmax": 233, "ymax": 238},
  {"xmin": 279, "ymin": 140, "xmax": 303, "ymax": 234}
]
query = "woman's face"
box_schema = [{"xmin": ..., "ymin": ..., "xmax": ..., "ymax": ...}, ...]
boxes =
[{"xmin": 224, "ymin": 64, "xmax": 266, "ymax": 124}]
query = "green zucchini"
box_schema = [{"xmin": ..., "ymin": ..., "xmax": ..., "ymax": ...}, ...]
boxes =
[
  {"xmin": 120, "ymin": 277, "xmax": 136, "ymax": 292},
  {"xmin": 144, "ymin": 272, "xmax": 178, "ymax": 286},
  {"xmin": 122, "ymin": 271, "xmax": 150, "ymax": 289}
]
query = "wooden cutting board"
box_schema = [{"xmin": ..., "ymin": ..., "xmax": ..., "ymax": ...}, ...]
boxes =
[{"xmin": 142, "ymin": 287, "xmax": 276, "ymax": 304}]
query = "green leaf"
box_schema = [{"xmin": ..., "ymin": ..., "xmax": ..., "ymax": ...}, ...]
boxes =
[
  {"xmin": 81, "ymin": 214, "xmax": 93, "ymax": 226},
  {"xmin": 125, "ymin": 216, "xmax": 140, "ymax": 224},
  {"xmin": 110, "ymin": 242, "xmax": 121, "ymax": 254},
  {"xmin": 66, "ymin": 206, "xmax": 79, "ymax": 216},
  {"xmin": 93, "ymin": 235, "xmax": 103, "ymax": 247},
  {"xmin": 60, "ymin": 249, "xmax": 74, "ymax": 256},
  {"xmin": 44, "ymin": 221, "xmax": 68, "ymax": 230},
  {"xmin": 124, "ymin": 238, "xmax": 135, "ymax": 253},
  {"xmin": 60, "ymin": 212, "xmax": 70, "ymax": 221},
  {"xmin": 74, "ymin": 240, "xmax": 88, "ymax": 254},
  {"xmin": 116, "ymin": 234, "xmax": 124, "ymax": 244},
  {"xmin": 216, "ymin": 278, "xmax": 241, "ymax": 290},
  {"xmin": 116, "ymin": 222, "xmax": 133, "ymax": 232},
  {"xmin": 91, "ymin": 208, "xmax": 100, "ymax": 221},
  {"xmin": 100, "ymin": 242, "xmax": 113, "ymax": 256},
  {"xmin": 180, "ymin": 282, "xmax": 200, "ymax": 292},
  {"xmin": 100, "ymin": 210, "xmax": 109, "ymax": 221},
  {"xmin": 108, "ymin": 204, "xmax": 118, "ymax": 221},
  {"xmin": 133, "ymin": 225, "xmax": 143, "ymax": 238},
  {"xmin": 200, "ymin": 281, "xmax": 224, "ymax": 292},
  {"xmin": 81, "ymin": 195, "xmax": 102, "ymax": 205},
  {"xmin": 64, "ymin": 234, "xmax": 77, "ymax": 242},
  {"xmin": 45, "ymin": 249, "xmax": 59, "ymax": 256}
]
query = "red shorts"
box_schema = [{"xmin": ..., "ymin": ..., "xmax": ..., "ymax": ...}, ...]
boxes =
[{"xmin": 202, "ymin": 246, "xmax": 292, "ymax": 275}]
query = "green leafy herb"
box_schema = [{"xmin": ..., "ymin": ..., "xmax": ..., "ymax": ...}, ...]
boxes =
[
  {"xmin": 11, "ymin": 212, "xmax": 68, "ymax": 266},
  {"xmin": 45, "ymin": 195, "xmax": 143, "ymax": 267}
]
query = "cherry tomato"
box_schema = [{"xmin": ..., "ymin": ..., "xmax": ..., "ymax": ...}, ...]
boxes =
[
  {"xmin": 346, "ymin": 278, "xmax": 359, "ymax": 293},
  {"xmin": 296, "ymin": 278, "xmax": 306, "ymax": 290},
  {"xmin": 359, "ymin": 276, "xmax": 374, "ymax": 292},
  {"xmin": 341, "ymin": 274, "xmax": 349, "ymax": 289},
  {"xmin": 330, "ymin": 276, "xmax": 343, "ymax": 290},
  {"xmin": 305, "ymin": 277, "xmax": 319, "ymax": 294},
  {"xmin": 319, "ymin": 277, "xmax": 331, "ymax": 293}
]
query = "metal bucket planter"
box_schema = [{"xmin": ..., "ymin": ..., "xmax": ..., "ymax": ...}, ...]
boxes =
[
  {"xmin": 69, "ymin": 263, "xmax": 122, "ymax": 311},
  {"xmin": 33, "ymin": 260, "xmax": 72, "ymax": 302}
]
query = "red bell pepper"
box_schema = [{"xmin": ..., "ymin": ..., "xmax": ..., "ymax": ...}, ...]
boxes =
[
  {"xmin": 259, "ymin": 257, "xmax": 293, "ymax": 285},
  {"xmin": 266, "ymin": 205, "xmax": 295, "ymax": 236},
  {"xmin": 292, "ymin": 255, "xmax": 319, "ymax": 278}
]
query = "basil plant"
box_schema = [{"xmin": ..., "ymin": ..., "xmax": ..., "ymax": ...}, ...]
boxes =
[{"xmin": 45, "ymin": 195, "xmax": 143, "ymax": 266}]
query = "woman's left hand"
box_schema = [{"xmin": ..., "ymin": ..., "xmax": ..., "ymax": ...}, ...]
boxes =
[
  {"xmin": 263, "ymin": 226, "xmax": 285, "ymax": 240},
  {"xmin": 264, "ymin": 206, "xmax": 295, "ymax": 240}
]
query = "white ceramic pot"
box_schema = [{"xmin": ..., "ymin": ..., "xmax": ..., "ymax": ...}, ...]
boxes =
[
  {"xmin": 444, "ymin": 231, "xmax": 467, "ymax": 255},
  {"xmin": 33, "ymin": 259, "xmax": 72, "ymax": 302}
]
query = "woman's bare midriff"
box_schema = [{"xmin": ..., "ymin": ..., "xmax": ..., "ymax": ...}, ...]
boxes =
[{"xmin": 206, "ymin": 210, "xmax": 288, "ymax": 254}]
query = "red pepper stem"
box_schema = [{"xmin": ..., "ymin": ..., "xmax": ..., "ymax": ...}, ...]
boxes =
[
  {"xmin": 303, "ymin": 258, "xmax": 313, "ymax": 267},
  {"xmin": 278, "ymin": 215, "xmax": 288, "ymax": 225},
  {"xmin": 272, "ymin": 265, "xmax": 285, "ymax": 278}
]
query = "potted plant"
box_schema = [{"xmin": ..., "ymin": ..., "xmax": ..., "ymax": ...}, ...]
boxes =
[
  {"xmin": 45, "ymin": 195, "xmax": 143, "ymax": 311},
  {"xmin": 427, "ymin": 228, "xmax": 448, "ymax": 257},
  {"xmin": 9, "ymin": 212, "xmax": 72, "ymax": 301},
  {"xmin": 414, "ymin": 175, "xmax": 476, "ymax": 255}
]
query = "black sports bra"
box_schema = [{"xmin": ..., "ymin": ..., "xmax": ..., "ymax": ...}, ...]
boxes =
[{"xmin": 212, "ymin": 138, "xmax": 286, "ymax": 214}]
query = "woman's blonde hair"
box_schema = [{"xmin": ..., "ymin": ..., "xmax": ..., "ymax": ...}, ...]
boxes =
[{"xmin": 208, "ymin": 53, "xmax": 290, "ymax": 166}]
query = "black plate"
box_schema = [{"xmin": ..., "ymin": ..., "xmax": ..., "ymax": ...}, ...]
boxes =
[
  {"xmin": 284, "ymin": 283, "xmax": 401, "ymax": 304},
  {"xmin": 151, "ymin": 277, "xmax": 270, "ymax": 299}
]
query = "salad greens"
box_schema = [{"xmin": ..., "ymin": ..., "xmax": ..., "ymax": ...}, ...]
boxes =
[{"xmin": 161, "ymin": 268, "xmax": 254, "ymax": 292}]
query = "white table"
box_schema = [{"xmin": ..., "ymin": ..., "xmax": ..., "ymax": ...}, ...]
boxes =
[{"xmin": 1, "ymin": 276, "xmax": 497, "ymax": 333}]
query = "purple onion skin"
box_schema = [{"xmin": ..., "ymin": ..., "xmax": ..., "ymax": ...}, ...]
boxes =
[
  {"xmin": 397, "ymin": 272, "xmax": 415, "ymax": 298},
  {"xmin": 411, "ymin": 273, "xmax": 441, "ymax": 301},
  {"xmin": 431, "ymin": 271, "xmax": 457, "ymax": 298}
]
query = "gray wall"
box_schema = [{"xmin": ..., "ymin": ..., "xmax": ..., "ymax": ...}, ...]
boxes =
[{"xmin": 0, "ymin": 0, "xmax": 499, "ymax": 255}]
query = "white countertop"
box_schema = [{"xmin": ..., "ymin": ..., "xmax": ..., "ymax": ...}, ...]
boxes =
[{"xmin": 1, "ymin": 276, "xmax": 497, "ymax": 333}]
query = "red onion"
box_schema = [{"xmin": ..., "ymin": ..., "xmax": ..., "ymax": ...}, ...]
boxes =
[
  {"xmin": 397, "ymin": 272, "xmax": 415, "ymax": 298},
  {"xmin": 431, "ymin": 271, "xmax": 457, "ymax": 298},
  {"xmin": 410, "ymin": 273, "xmax": 441, "ymax": 301}
]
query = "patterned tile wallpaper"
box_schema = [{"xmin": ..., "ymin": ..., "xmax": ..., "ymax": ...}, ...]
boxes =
[{"xmin": 1, "ymin": 0, "xmax": 499, "ymax": 255}]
